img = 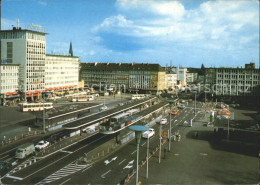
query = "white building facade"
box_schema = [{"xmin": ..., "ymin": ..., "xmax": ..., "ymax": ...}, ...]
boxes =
[
  {"xmin": 172, "ymin": 67, "xmax": 187, "ymax": 86},
  {"xmin": 166, "ymin": 73, "xmax": 177, "ymax": 90},
  {"xmin": 0, "ymin": 62, "xmax": 19, "ymax": 94},
  {"xmin": 45, "ymin": 54, "xmax": 79, "ymax": 89},
  {"xmin": 0, "ymin": 28, "xmax": 46, "ymax": 92}
]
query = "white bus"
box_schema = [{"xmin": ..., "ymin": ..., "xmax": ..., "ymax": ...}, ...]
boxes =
[
  {"xmin": 131, "ymin": 94, "xmax": 147, "ymax": 100},
  {"xmin": 20, "ymin": 102, "xmax": 53, "ymax": 112}
]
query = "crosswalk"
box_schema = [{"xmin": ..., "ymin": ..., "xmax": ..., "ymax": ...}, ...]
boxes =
[{"xmin": 36, "ymin": 162, "xmax": 91, "ymax": 184}]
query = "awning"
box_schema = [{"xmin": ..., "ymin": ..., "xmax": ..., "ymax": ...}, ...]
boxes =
[{"xmin": 5, "ymin": 92, "xmax": 12, "ymax": 96}]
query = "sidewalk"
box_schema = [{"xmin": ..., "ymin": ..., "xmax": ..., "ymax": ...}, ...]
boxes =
[{"xmin": 128, "ymin": 112, "xmax": 258, "ymax": 184}]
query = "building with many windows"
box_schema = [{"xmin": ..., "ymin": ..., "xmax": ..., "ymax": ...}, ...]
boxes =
[
  {"xmin": 0, "ymin": 27, "xmax": 46, "ymax": 92},
  {"xmin": 205, "ymin": 63, "xmax": 260, "ymax": 95},
  {"xmin": 0, "ymin": 27, "xmax": 80, "ymax": 102},
  {"xmin": 172, "ymin": 67, "xmax": 187, "ymax": 86},
  {"xmin": 186, "ymin": 72, "xmax": 198, "ymax": 84},
  {"xmin": 80, "ymin": 62, "xmax": 166, "ymax": 92},
  {"xmin": 45, "ymin": 54, "xmax": 80, "ymax": 89}
]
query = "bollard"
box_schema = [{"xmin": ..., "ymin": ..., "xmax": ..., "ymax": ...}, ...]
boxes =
[
  {"xmin": 14, "ymin": 136, "xmax": 16, "ymax": 141},
  {"xmin": 24, "ymin": 164, "xmax": 27, "ymax": 168}
]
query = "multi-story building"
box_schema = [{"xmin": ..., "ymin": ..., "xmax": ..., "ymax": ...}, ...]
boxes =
[
  {"xmin": 45, "ymin": 54, "xmax": 80, "ymax": 89},
  {"xmin": 186, "ymin": 72, "xmax": 198, "ymax": 84},
  {"xmin": 172, "ymin": 67, "xmax": 187, "ymax": 86},
  {"xmin": 0, "ymin": 60, "xmax": 20, "ymax": 104},
  {"xmin": 80, "ymin": 62, "xmax": 166, "ymax": 92},
  {"xmin": 0, "ymin": 27, "xmax": 80, "ymax": 101},
  {"xmin": 0, "ymin": 27, "xmax": 46, "ymax": 92},
  {"xmin": 205, "ymin": 63, "xmax": 260, "ymax": 95},
  {"xmin": 165, "ymin": 71, "xmax": 177, "ymax": 91}
]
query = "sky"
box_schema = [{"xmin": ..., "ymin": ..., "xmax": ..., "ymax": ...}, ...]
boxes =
[{"xmin": 2, "ymin": 0, "xmax": 259, "ymax": 68}]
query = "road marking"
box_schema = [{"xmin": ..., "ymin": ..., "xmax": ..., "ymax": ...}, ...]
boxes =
[
  {"xmin": 24, "ymin": 135, "xmax": 107, "ymax": 180},
  {"xmin": 6, "ymin": 174, "xmax": 23, "ymax": 180},
  {"xmin": 141, "ymin": 142, "xmax": 146, "ymax": 146},
  {"xmin": 131, "ymin": 150, "xmax": 137, "ymax": 155},
  {"xmin": 200, "ymin": 153, "xmax": 208, "ymax": 156},
  {"xmin": 101, "ymin": 170, "xmax": 111, "ymax": 178},
  {"xmin": 60, "ymin": 150, "xmax": 73, "ymax": 154},
  {"xmin": 123, "ymin": 160, "xmax": 134, "ymax": 169},
  {"xmin": 82, "ymin": 165, "xmax": 92, "ymax": 172},
  {"xmin": 59, "ymin": 178, "xmax": 71, "ymax": 185},
  {"xmin": 0, "ymin": 154, "xmax": 9, "ymax": 160},
  {"xmin": 36, "ymin": 163, "xmax": 89, "ymax": 184},
  {"xmin": 104, "ymin": 156, "xmax": 118, "ymax": 165},
  {"xmin": 118, "ymin": 159, "xmax": 126, "ymax": 165}
]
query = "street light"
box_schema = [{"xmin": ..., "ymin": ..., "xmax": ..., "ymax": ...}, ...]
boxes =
[{"xmin": 129, "ymin": 125, "xmax": 148, "ymax": 185}]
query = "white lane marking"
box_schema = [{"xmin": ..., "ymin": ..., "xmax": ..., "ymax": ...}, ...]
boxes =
[
  {"xmin": 118, "ymin": 159, "xmax": 126, "ymax": 165},
  {"xmin": 82, "ymin": 165, "xmax": 92, "ymax": 172},
  {"xmin": 24, "ymin": 135, "xmax": 107, "ymax": 180},
  {"xmin": 141, "ymin": 142, "xmax": 146, "ymax": 147},
  {"xmin": 36, "ymin": 163, "xmax": 89, "ymax": 184},
  {"xmin": 123, "ymin": 160, "xmax": 134, "ymax": 169},
  {"xmin": 131, "ymin": 150, "xmax": 137, "ymax": 155},
  {"xmin": 59, "ymin": 178, "xmax": 71, "ymax": 185},
  {"xmin": 60, "ymin": 150, "xmax": 73, "ymax": 154},
  {"xmin": 200, "ymin": 153, "xmax": 208, "ymax": 156},
  {"xmin": 104, "ymin": 156, "xmax": 118, "ymax": 165},
  {"xmin": 6, "ymin": 174, "xmax": 23, "ymax": 180},
  {"xmin": 0, "ymin": 154, "xmax": 9, "ymax": 160},
  {"xmin": 101, "ymin": 170, "xmax": 111, "ymax": 178}
]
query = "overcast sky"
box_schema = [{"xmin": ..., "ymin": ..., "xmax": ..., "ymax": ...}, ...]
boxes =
[{"xmin": 2, "ymin": 0, "xmax": 259, "ymax": 68}]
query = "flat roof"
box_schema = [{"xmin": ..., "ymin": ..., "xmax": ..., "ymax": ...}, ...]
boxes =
[
  {"xmin": 1, "ymin": 28, "xmax": 47, "ymax": 35},
  {"xmin": 64, "ymin": 97, "xmax": 157, "ymax": 129},
  {"xmin": 34, "ymin": 103, "xmax": 101, "ymax": 119}
]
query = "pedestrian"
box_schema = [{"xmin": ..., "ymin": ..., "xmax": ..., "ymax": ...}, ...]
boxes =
[{"xmin": 3, "ymin": 136, "xmax": 6, "ymax": 143}]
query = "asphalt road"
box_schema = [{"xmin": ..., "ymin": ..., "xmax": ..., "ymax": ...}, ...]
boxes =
[{"xmin": 47, "ymin": 106, "xmax": 196, "ymax": 184}]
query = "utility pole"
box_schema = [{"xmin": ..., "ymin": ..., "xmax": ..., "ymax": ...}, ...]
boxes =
[
  {"xmin": 43, "ymin": 104, "xmax": 46, "ymax": 133},
  {"xmin": 159, "ymin": 123, "xmax": 162, "ymax": 164},
  {"xmin": 168, "ymin": 110, "xmax": 172, "ymax": 151},
  {"xmin": 146, "ymin": 137, "xmax": 149, "ymax": 179}
]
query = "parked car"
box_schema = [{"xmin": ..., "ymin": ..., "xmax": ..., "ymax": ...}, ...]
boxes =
[
  {"xmin": 100, "ymin": 105, "xmax": 108, "ymax": 111},
  {"xmin": 171, "ymin": 110, "xmax": 178, "ymax": 115},
  {"xmin": 160, "ymin": 118, "xmax": 167, "ymax": 125},
  {"xmin": 15, "ymin": 143, "xmax": 35, "ymax": 159},
  {"xmin": 35, "ymin": 140, "xmax": 50, "ymax": 150},
  {"xmin": 179, "ymin": 104, "xmax": 185, "ymax": 109},
  {"xmin": 142, "ymin": 128, "xmax": 155, "ymax": 138}
]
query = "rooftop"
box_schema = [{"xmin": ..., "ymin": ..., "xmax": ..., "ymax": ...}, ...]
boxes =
[{"xmin": 81, "ymin": 62, "xmax": 165, "ymax": 72}]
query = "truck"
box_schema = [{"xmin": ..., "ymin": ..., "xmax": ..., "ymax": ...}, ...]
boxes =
[{"xmin": 15, "ymin": 143, "xmax": 35, "ymax": 159}]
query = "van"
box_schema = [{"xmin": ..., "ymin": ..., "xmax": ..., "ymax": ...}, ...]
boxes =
[{"xmin": 15, "ymin": 143, "xmax": 35, "ymax": 159}]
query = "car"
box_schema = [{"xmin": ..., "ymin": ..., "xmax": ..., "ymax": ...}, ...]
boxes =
[
  {"xmin": 171, "ymin": 110, "xmax": 178, "ymax": 115},
  {"xmin": 179, "ymin": 104, "xmax": 185, "ymax": 109},
  {"xmin": 142, "ymin": 128, "xmax": 155, "ymax": 138},
  {"xmin": 100, "ymin": 105, "xmax": 108, "ymax": 111},
  {"xmin": 35, "ymin": 140, "xmax": 50, "ymax": 150},
  {"xmin": 160, "ymin": 118, "xmax": 167, "ymax": 125}
]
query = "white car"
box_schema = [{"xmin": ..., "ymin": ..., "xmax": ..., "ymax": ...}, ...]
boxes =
[
  {"xmin": 100, "ymin": 105, "xmax": 108, "ymax": 111},
  {"xmin": 142, "ymin": 128, "xmax": 155, "ymax": 138},
  {"xmin": 160, "ymin": 118, "xmax": 167, "ymax": 125},
  {"xmin": 35, "ymin": 140, "xmax": 50, "ymax": 150}
]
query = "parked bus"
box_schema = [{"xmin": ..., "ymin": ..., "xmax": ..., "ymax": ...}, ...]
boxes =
[
  {"xmin": 131, "ymin": 94, "xmax": 148, "ymax": 100},
  {"xmin": 19, "ymin": 102, "xmax": 53, "ymax": 112}
]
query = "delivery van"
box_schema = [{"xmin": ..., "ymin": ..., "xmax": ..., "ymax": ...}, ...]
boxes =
[{"xmin": 15, "ymin": 143, "xmax": 35, "ymax": 159}]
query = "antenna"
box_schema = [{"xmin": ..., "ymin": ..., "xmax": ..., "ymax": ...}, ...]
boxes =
[{"xmin": 17, "ymin": 18, "xmax": 20, "ymax": 29}]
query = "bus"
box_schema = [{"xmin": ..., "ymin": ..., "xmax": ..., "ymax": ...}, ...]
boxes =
[
  {"xmin": 19, "ymin": 102, "xmax": 53, "ymax": 112},
  {"xmin": 131, "ymin": 94, "xmax": 148, "ymax": 100},
  {"xmin": 110, "ymin": 112, "xmax": 130, "ymax": 125}
]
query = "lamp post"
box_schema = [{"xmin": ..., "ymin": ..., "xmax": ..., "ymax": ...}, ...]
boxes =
[{"xmin": 129, "ymin": 125, "xmax": 148, "ymax": 185}]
